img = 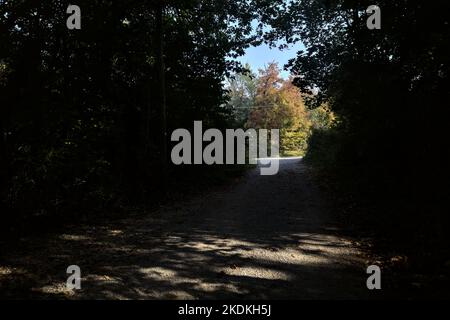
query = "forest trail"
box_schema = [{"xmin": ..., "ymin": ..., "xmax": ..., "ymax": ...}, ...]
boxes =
[{"xmin": 0, "ymin": 158, "xmax": 373, "ymax": 299}]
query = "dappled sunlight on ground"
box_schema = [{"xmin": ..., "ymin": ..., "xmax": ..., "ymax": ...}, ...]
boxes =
[{"xmin": 0, "ymin": 159, "xmax": 373, "ymax": 299}]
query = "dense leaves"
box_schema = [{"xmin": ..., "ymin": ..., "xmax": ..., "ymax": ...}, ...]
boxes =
[
  {"xmin": 1, "ymin": 0, "xmax": 449, "ymax": 269},
  {"xmin": 0, "ymin": 0, "xmax": 259, "ymax": 230},
  {"xmin": 227, "ymin": 63, "xmax": 332, "ymax": 157},
  {"xmin": 245, "ymin": 63, "xmax": 311, "ymax": 156},
  {"xmin": 264, "ymin": 0, "xmax": 450, "ymax": 256}
]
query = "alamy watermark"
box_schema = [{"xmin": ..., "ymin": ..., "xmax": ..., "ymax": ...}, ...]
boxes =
[
  {"xmin": 171, "ymin": 121, "xmax": 280, "ymax": 175},
  {"xmin": 66, "ymin": 4, "xmax": 381, "ymax": 31},
  {"xmin": 66, "ymin": 5, "xmax": 81, "ymax": 30},
  {"xmin": 66, "ymin": 265, "xmax": 81, "ymax": 290},
  {"xmin": 366, "ymin": 265, "xmax": 381, "ymax": 290},
  {"xmin": 367, "ymin": 5, "xmax": 381, "ymax": 30}
]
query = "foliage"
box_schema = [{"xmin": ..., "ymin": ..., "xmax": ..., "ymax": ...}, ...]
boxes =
[
  {"xmin": 227, "ymin": 63, "xmax": 335, "ymax": 157},
  {"xmin": 244, "ymin": 63, "xmax": 312, "ymax": 156},
  {"xmin": 263, "ymin": 0, "xmax": 450, "ymax": 254},
  {"xmin": 225, "ymin": 63, "xmax": 257, "ymax": 126},
  {"xmin": 0, "ymin": 0, "xmax": 259, "ymax": 231}
]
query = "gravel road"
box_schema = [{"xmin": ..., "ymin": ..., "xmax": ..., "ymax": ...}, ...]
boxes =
[{"xmin": 0, "ymin": 158, "xmax": 374, "ymax": 299}]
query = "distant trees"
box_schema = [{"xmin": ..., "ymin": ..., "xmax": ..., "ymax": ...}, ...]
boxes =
[
  {"xmin": 225, "ymin": 64, "xmax": 257, "ymax": 126},
  {"xmin": 246, "ymin": 63, "xmax": 310, "ymax": 156},
  {"xmin": 227, "ymin": 63, "xmax": 332, "ymax": 157}
]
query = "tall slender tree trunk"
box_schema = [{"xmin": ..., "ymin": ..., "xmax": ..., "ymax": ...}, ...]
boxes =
[
  {"xmin": 155, "ymin": 1, "xmax": 168, "ymax": 192},
  {"xmin": 0, "ymin": 116, "xmax": 8, "ymax": 214}
]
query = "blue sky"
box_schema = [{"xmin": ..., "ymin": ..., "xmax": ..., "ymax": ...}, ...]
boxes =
[{"xmin": 237, "ymin": 42, "xmax": 305, "ymax": 78}]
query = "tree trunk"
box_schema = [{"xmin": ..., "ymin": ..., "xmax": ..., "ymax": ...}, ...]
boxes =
[{"xmin": 155, "ymin": 1, "xmax": 168, "ymax": 192}]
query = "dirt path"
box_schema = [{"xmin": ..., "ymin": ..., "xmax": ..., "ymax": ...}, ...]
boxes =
[{"xmin": 0, "ymin": 158, "xmax": 374, "ymax": 299}]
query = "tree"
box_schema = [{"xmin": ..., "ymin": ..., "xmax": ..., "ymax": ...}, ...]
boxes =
[
  {"xmin": 226, "ymin": 64, "xmax": 257, "ymax": 126},
  {"xmin": 0, "ymin": 0, "xmax": 259, "ymax": 230},
  {"xmin": 246, "ymin": 63, "xmax": 311, "ymax": 156},
  {"xmin": 261, "ymin": 0, "xmax": 450, "ymax": 252}
]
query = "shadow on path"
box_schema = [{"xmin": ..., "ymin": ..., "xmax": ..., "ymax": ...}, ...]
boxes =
[{"xmin": 0, "ymin": 158, "xmax": 375, "ymax": 299}]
